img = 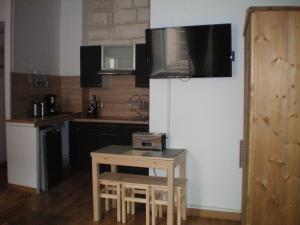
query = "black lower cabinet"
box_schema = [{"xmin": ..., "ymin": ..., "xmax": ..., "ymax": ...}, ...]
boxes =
[{"xmin": 69, "ymin": 121, "xmax": 149, "ymax": 175}]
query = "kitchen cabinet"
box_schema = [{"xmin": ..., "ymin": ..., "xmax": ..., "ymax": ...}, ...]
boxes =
[
  {"xmin": 134, "ymin": 44, "xmax": 149, "ymax": 87},
  {"xmin": 69, "ymin": 121, "xmax": 149, "ymax": 175},
  {"xmin": 80, "ymin": 44, "xmax": 148, "ymax": 87},
  {"xmin": 117, "ymin": 123, "xmax": 148, "ymax": 174},
  {"xmin": 242, "ymin": 7, "xmax": 300, "ymax": 225},
  {"xmin": 101, "ymin": 45, "xmax": 135, "ymax": 72},
  {"xmin": 80, "ymin": 45, "xmax": 102, "ymax": 87}
]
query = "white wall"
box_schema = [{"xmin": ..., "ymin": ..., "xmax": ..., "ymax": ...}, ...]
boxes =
[
  {"xmin": 0, "ymin": 65, "xmax": 5, "ymax": 163},
  {"xmin": 0, "ymin": 0, "xmax": 11, "ymax": 163},
  {"xmin": 60, "ymin": 0, "xmax": 82, "ymax": 76},
  {"xmin": 150, "ymin": 0, "xmax": 300, "ymax": 212},
  {"xmin": 13, "ymin": 0, "xmax": 82, "ymax": 76},
  {"xmin": 13, "ymin": 0, "xmax": 61, "ymax": 75},
  {"xmin": 0, "ymin": 0, "xmax": 11, "ymax": 120}
]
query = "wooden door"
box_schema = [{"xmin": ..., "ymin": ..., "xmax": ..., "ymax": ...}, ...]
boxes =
[
  {"xmin": 241, "ymin": 14, "xmax": 253, "ymax": 224},
  {"xmin": 242, "ymin": 8, "xmax": 300, "ymax": 225},
  {"xmin": 0, "ymin": 23, "xmax": 5, "ymax": 164}
]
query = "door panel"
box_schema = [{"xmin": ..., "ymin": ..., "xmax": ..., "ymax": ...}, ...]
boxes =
[
  {"xmin": 243, "ymin": 10, "xmax": 300, "ymax": 225},
  {"xmin": 0, "ymin": 24, "xmax": 5, "ymax": 163}
]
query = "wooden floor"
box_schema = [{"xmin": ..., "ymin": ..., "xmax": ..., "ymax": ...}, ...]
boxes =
[{"xmin": 1, "ymin": 169, "xmax": 241, "ymax": 225}]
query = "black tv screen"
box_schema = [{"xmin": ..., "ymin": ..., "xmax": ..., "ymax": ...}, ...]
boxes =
[{"xmin": 146, "ymin": 23, "xmax": 232, "ymax": 78}]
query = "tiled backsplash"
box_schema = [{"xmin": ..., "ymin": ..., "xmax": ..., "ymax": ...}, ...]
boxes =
[
  {"xmin": 87, "ymin": 75, "xmax": 149, "ymax": 118},
  {"xmin": 11, "ymin": 73, "xmax": 149, "ymax": 119},
  {"xmin": 11, "ymin": 73, "xmax": 61, "ymax": 118},
  {"xmin": 60, "ymin": 76, "xmax": 82, "ymax": 113}
]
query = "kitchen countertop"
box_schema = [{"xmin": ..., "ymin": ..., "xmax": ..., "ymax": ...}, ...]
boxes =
[
  {"xmin": 73, "ymin": 115, "xmax": 149, "ymax": 125},
  {"xmin": 6, "ymin": 113, "xmax": 149, "ymax": 127},
  {"xmin": 6, "ymin": 113, "xmax": 79, "ymax": 127}
]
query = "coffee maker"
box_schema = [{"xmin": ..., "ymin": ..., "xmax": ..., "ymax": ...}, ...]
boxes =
[{"xmin": 45, "ymin": 94, "xmax": 59, "ymax": 115}]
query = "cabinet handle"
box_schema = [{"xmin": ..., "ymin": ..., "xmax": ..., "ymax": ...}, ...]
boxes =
[
  {"xmin": 97, "ymin": 71, "xmax": 133, "ymax": 75},
  {"xmin": 98, "ymin": 133, "xmax": 118, "ymax": 137},
  {"xmin": 240, "ymin": 140, "xmax": 247, "ymax": 168}
]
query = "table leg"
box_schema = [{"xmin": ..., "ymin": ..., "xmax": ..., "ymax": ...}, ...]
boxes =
[
  {"xmin": 179, "ymin": 157, "xmax": 187, "ymax": 220},
  {"xmin": 111, "ymin": 165, "xmax": 117, "ymax": 209},
  {"xmin": 92, "ymin": 160, "xmax": 100, "ymax": 221},
  {"xmin": 167, "ymin": 165, "xmax": 174, "ymax": 225},
  {"xmin": 111, "ymin": 165, "xmax": 117, "ymax": 172}
]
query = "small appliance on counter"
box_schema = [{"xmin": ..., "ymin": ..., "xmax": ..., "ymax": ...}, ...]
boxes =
[
  {"xmin": 32, "ymin": 94, "xmax": 61, "ymax": 118},
  {"xmin": 132, "ymin": 132, "xmax": 166, "ymax": 151},
  {"xmin": 87, "ymin": 95, "xmax": 103, "ymax": 117},
  {"xmin": 39, "ymin": 125, "xmax": 63, "ymax": 191},
  {"xmin": 32, "ymin": 98, "xmax": 47, "ymax": 118},
  {"xmin": 45, "ymin": 94, "xmax": 60, "ymax": 115}
]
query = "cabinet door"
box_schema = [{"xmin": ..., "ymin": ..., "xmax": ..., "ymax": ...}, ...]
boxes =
[
  {"xmin": 80, "ymin": 45, "xmax": 102, "ymax": 87},
  {"xmin": 135, "ymin": 44, "xmax": 149, "ymax": 87},
  {"xmin": 118, "ymin": 124, "xmax": 149, "ymax": 175},
  {"xmin": 69, "ymin": 122, "xmax": 80, "ymax": 169},
  {"xmin": 69, "ymin": 122, "xmax": 149, "ymax": 175},
  {"xmin": 69, "ymin": 122, "xmax": 91, "ymax": 170},
  {"xmin": 69, "ymin": 122, "xmax": 112, "ymax": 171},
  {"xmin": 45, "ymin": 128, "xmax": 62, "ymax": 189}
]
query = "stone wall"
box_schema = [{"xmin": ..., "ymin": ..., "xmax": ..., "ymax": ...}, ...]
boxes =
[{"xmin": 87, "ymin": 0, "xmax": 150, "ymax": 45}]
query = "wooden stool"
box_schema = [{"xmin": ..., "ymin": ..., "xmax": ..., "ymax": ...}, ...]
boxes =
[
  {"xmin": 151, "ymin": 178, "xmax": 187, "ymax": 225},
  {"xmin": 98, "ymin": 172, "xmax": 123, "ymax": 222},
  {"xmin": 120, "ymin": 174, "xmax": 187, "ymax": 225},
  {"xmin": 121, "ymin": 181, "xmax": 150, "ymax": 225}
]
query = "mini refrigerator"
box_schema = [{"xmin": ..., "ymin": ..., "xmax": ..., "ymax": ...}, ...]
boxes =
[{"xmin": 39, "ymin": 126, "xmax": 62, "ymax": 191}]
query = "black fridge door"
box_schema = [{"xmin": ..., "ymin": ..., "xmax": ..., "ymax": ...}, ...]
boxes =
[{"xmin": 44, "ymin": 128, "xmax": 63, "ymax": 189}]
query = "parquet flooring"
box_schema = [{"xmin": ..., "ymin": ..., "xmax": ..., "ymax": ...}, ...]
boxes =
[
  {"xmin": 30, "ymin": 172, "xmax": 241, "ymax": 225},
  {"xmin": 0, "ymin": 166, "xmax": 240, "ymax": 225}
]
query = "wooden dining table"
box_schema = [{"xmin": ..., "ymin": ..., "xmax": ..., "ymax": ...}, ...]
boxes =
[{"xmin": 91, "ymin": 145, "xmax": 187, "ymax": 225}]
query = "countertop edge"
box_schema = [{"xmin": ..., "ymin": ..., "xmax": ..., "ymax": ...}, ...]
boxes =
[
  {"xmin": 6, "ymin": 113, "xmax": 79, "ymax": 127},
  {"xmin": 6, "ymin": 121, "xmax": 35, "ymax": 127},
  {"xmin": 6, "ymin": 114, "xmax": 149, "ymax": 126},
  {"xmin": 73, "ymin": 118, "xmax": 149, "ymax": 125}
]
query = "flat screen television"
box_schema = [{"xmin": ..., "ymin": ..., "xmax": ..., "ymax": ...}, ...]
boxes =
[{"xmin": 146, "ymin": 23, "xmax": 232, "ymax": 78}]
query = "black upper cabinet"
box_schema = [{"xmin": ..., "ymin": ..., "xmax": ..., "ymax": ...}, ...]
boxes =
[
  {"xmin": 80, "ymin": 44, "xmax": 148, "ymax": 87},
  {"xmin": 134, "ymin": 44, "xmax": 149, "ymax": 88},
  {"xmin": 80, "ymin": 45, "xmax": 102, "ymax": 87}
]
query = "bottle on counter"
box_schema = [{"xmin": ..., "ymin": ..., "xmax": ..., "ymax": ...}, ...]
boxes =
[
  {"xmin": 96, "ymin": 97, "xmax": 104, "ymax": 117},
  {"xmin": 87, "ymin": 95, "xmax": 104, "ymax": 117},
  {"xmin": 87, "ymin": 95, "xmax": 97, "ymax": 117},
  {"xmin": 40, "ymin": 100, "xmax": 47, "ymax": 118},
  {"xmin": 33, "ymin": 99, "xmax": 40, "ymax": 117}
]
